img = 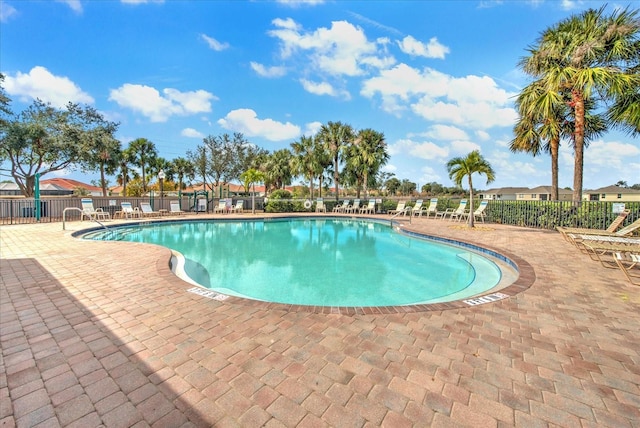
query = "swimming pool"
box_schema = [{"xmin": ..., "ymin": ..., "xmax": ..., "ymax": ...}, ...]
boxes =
[{"xmin": 82, "ymin": 218, "xmax": 516, "ymax": 307}]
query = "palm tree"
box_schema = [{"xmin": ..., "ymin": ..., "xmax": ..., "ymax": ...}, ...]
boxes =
[
  {"xmin": 317, "ymin": 121, "xmax": 354, "ymax": 201},
  {"xmin": 446, "ymin": 150, "xmax": 495, "ymax": 228},
  {"xmin": 127, "ymin": 138, "xmax": 158, "ymax": 193},
  {"xmin": 520, "ymin": 6, "xmax": 640, "ymax": 202},
  {"xmin": 347, "ymin": 129, "xmax": 389, "ymax": 199},
  {"xmin": 511, "ymin": 81, "xmax": 606, "ymax": 200},
  {"xmin": 265, "ymin": 149, "xmax": 293, "ymax": 190},
  {"xmin": 291, "ymin": 135, "xmax": 318, "ymax": 198},
  {"xmin": 172, "ymin": 157, "xmax": 195, "ymax": 197}
]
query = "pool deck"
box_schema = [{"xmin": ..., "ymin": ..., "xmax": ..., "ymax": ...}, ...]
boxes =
[{"xmin": 1, "ymin": 213, "xmax": 639, "ymax": 427}]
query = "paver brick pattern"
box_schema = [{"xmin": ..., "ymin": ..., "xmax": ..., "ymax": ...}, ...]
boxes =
[{"xmin": 1, "ymin": 215, "xmax": 639, "ymax": 427}]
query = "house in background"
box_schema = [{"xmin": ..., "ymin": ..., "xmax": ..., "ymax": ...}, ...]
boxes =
[
  {"xmin": 517, "ymin": 186, "xmax": 573, "ymax": 201},
  {"xmin": 479, "ymin": 186, "xmax": 573, "ymax": 201},
  {"xmin": 0, "ymin": 178, "xmax": 101, "ymax": 196},
  {"xmin": 583, "ymin": 185, "xmax": 640, "ymax": 202},
  {"xmin": 479, "ymin": 187, "xmax": 530, "ymax": 200}
]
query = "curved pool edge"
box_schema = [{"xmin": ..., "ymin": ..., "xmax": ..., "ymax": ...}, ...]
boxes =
[{"xmin": 74, "ymin": 215, "xmax": 536, "ymax": 314}]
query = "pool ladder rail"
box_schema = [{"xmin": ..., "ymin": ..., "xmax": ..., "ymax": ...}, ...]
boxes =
[
  {"xmin": 63, "ymin": 207, "xmax": 111, "ymax": 232},
  {"xmin": 389, "ymin": 207, "xmax": 412, "ymax": 225}
]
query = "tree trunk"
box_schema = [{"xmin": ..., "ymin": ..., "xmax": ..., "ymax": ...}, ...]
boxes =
[
  {"xmin": 572, "ymin": 90, "xmax": 585, "ymax": 205},
  {"xmin": 550, "ymin": 137, "xmax": 559, "ymax": 201},
  {"xmin": 334, "ymin": 157, "xmax": 339, "ymax": 202},
  {"xmin": 467, "ymin": 176, "xmax": 475, "ymax": 228},
  {"xmin": 100, "ymin": 164, "xmax": 107, "ymax": 197}
]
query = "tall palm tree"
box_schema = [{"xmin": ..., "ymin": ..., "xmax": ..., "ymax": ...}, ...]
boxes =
[
  {"xmin": 520, "ymin": 6, "xmax": 640, "ymax": 202},
  {"xmin": 317, "ymin": 121, "xmax": 354, "ymax": 201},
  {"xmin": 511, "ymin": 81, "xmax": 606, "ymax": 200},
  {"xmin": 446, "ymin": 150, "xmax": 495, "ymax": 228},
  {"xmin": 291, "ymin": 135, "xmax": 317, "ymax": 198},
  {"xmin": 347, "ymin": 128, "xmax": 389, "ymax": 199},
  {"xmin": 265, "ymin": 149, "xmax": 293, "ymax": 190},
  {"xmin": 240, "ymin": 168, "xmax": 265, "ymax": 214},
  {"xmin": 127, "ymin": 138, "xmax": 158, "ymax": 193},
  {"xmin": 172, "ymin": 157, "xmax": 195, "ymax": 196}
]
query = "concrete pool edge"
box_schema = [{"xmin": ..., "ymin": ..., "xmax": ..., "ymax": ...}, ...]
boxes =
[{"xmin": 74, "ymin": 215, "xmax": 536, "ymax": 314}]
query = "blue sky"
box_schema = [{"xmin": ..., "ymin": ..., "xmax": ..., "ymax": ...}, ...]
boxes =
[{"xmin": 1, "ymin": 0, "xmax": 639, "ymax": 191}]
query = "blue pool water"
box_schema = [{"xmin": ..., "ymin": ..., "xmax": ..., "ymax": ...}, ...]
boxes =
[{"xmin": 82, "ymin": 218, "xmax": 510, "ymax": 307}]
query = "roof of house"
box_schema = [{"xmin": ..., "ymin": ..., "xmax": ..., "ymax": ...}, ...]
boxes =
[
  {"xmin": 585, "ymin": 185, "xmax": 640, "ymax": 194},
  {"xmin": 529, "ymin": 186, "xmax": 573, "ymax": 194},
  {"xmin": 481, "ymin": 187, "xmax": 532, "ymax": 194},
  {"xmin": 40, "ymin": 178, "xmax": 101, "ymax": 192}
]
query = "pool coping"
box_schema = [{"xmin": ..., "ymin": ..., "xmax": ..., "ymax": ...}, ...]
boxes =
[{"xmin": 75, "ymin": 215, "xmax": 535, "ymax": 315}]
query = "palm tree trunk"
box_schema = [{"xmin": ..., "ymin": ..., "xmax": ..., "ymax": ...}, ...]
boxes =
[
  {"xmin": 100, "ymin": 164, "xmax": 107, "ymax": 197},
  {"xmin": 550, "ymin": 137, "xmax": 559, "ymax": 201},
  {"xmin": 572, "ymin": 90, "xmax": 585, "ymax": 204},
  {"xmin": 467, "ymin": 176, "xmax": 475, "ymax": 228},
  {"xmin": 333, "ymin": 157, "xmax": 339, "ymax": 202}
]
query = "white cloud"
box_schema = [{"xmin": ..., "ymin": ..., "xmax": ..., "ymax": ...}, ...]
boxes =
[
  {"xmin": 181, "ymin": 128, "xmax": 205, "ymax": 138},
  {"xmin": 109, "ymin": 84, "xmax": 215, "ymax": 122},
  {"xmin": 3, "ymin": 66, "xmax": 94, "ymax": 108},
  {"xmin": 0, "ymin": 2, "xmax": 18, "ymax": 22},
  {"xmin": 419, "ymin": 166, "xmax": 441, "ymax": 184},
  {"xmin": 304, "ymin": 121, "xmax": 323, "ymax": 136},
  {"xmin": 397, "ymin": 35, "xmax": 449, "ymax": 59},
  {"xmin": 450, "ymin": 140, "xmax": 482, "ymax": 154},
  {"xmin": 424, "ymin": 125, "xmax": 469, "ymax": 141},
  {"xmin": 250, "ymin": 62, "xmax": 287, "ymax": 78},
  {"xmin": 584, "ymin": 140, "xmax": 640, "ymax": 171},
  {"xmin": 56, "ymin": 0, "xmax": 82, "ymax": 13},
  {"xmin": 217, "ymin": 108, "xmax": 301, "ymax": 141},
  {"xmin": 362, "ymin": 64, "xmax": 518, "ymax": 128},
  {"xmin": 388, "ymin": 138, "xmax": 449, "ymax": 160},
  {"xmin": 201, "ymin": 34, "xmax": 229, "ymax": 51},
  {"xmin": 488, "ymin": 151, "xmax": 541, "ymax": 184},
  {"xmin": 300, "ymin": 79, "xmax": 350, "ymax": 99},
  {"xmin": 476, "ymin": 130, "xmax": 491, "ymax": 141},
  {"xmin": 268, "ymin": 18, "xmax": 392, "ymax": 77}
]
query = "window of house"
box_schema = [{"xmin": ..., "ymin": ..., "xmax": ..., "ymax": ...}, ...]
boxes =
[
  {"xmin": 618, "ymin": 194, "xmax": 622, "ymax": 199},
  {"xmin": 531, "ymin": 194, "xmax": 536, "ymax": 198},
  {"xmin": 601, "ymin": 194, "xmax": 606, "ymax": 199}
]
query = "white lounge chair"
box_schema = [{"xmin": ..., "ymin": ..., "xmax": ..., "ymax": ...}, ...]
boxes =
[
  {"xmin": 388, "ymin": 201, "xmax": 407, "ymax": 216},
  {"xmin": 232, "ymin": 200, "xmax": 244, "ymax": 214},
  {"xmin": 213, "ymin": 199, "xmax": 227, "ymax": 214},
  {"xmin": 557, "ymin": 209, "xmax": 630, "ymax": 239},
  {"xmin": 411, "ymin": 200, "xmax": 424, "ymax": 216},
  {"xmin": 315, "ymin": 198, "xmax": 327, "ymax": 213},
  {"xmin": 81, "ymin": 198, "xmax": 110, "ymax": 221},
  {"xmin": 170, "ymin": 201, "xmax": 185, "ymax": 215},
  {"xmin": 359, "ymin": 199, "xmax": 376, "ymax": 214},
  {"xmin": 139, "ymin": 202, "xmax": 160, "ymax": 217},
  {"xmin": 333, "ymin": 200, "xmax": 350, "ymax": 213},
  {"xmin": 462, "ymin": 200, "xmax": 489, "ymax": 223},
  {"xmin": 435, "ymin": 199, "xmax": 467, "ymax": 220},
  {"xmin": 419, "ymin": 198, "xmax": 438, "ymax": 218},
  {"xmin": 119, "ymin": 202, "xmax": 141, "ymax": 219},
  {"xmin": 345, "ymin": 199, "xmax": 360, "ymax": 213}
]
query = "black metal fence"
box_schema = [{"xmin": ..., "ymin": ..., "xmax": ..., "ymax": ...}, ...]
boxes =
[{"xmin": 1, "ymin": 196, "xmax": 638, "ymax": 231}]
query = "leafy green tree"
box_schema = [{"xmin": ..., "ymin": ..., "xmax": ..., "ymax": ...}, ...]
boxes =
[
  {"xmin": 520, "ymin": 6, "xmax": 640, "ymax": 202},
  {"xmin": 0, "ymin": 100, "xmax": 109, "ymax": 196},
  {"xmin": 186, "ymin": 145, "xmax": 210, "ymax": 193},
  {"xmin": 399, "ymin": 179, "xmax": 417, "ymax": 196},
  {"xmin": 385, "ymin": 177, "xmax": 401, "ymax": 196},
  {"xmin": 446, "ymin": 150, "xmax": 495, "ymax": 227},
  {"xmin": 317, "ymin": 121, "xmax": 354, "ymax": 201},
  {"xmin": 127, "ymin": 138, "xmax": 158, "ymax": 193},
  {"xmin": 240, "ymin": 168, "xmax": 265, "ymax": 213}
]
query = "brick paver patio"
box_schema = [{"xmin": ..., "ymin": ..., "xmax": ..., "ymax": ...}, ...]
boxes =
[{"xmin": 1, "ymin": 214, "xmax": 639, "ymax": 427}]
